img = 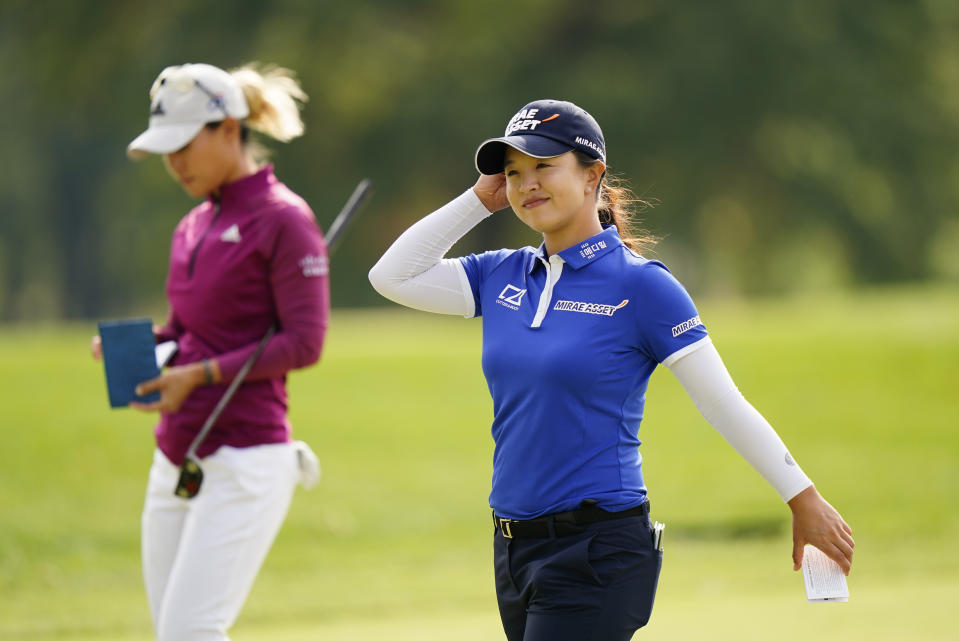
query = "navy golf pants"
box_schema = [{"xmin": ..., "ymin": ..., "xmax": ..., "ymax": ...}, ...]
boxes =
[{"xmin": 494, "ymin": 515, "xmax": 662, "ymax": 641}]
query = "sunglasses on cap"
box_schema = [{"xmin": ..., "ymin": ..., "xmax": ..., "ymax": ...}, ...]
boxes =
[{"xmin": 150, "ymin": 68, "xmax": 227, "ymax": 115}]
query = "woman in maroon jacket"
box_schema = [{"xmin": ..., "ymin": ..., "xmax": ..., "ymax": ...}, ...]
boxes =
[{"xmin": 92, "ymin": 62, "xmax": 328, "ymax": 641}]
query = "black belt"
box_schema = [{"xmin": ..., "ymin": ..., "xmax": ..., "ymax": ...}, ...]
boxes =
[{"xmin": 493, "ymin": 501, "xmax": 650, "ymax": 539}]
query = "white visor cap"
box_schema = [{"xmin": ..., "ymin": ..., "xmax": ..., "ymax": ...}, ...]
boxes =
[{"xmin": 127, "ymin": 63, "xmax": 250, "ymax": 159}]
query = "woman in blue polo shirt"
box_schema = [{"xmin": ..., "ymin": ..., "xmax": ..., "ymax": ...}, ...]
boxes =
[{"xmin": 369, "ymin": 99, "xmax": 854, "ymax": 641}]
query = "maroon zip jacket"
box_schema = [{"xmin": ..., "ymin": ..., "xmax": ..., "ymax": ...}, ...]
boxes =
[{"xmin": 154, "ymin": 165, "xmax": 329, "ymax": 465}]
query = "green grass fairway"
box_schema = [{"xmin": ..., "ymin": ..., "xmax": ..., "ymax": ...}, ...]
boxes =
[{"xmin": 1, "ymin": 284, "xmax": 957, "ymax": 640}]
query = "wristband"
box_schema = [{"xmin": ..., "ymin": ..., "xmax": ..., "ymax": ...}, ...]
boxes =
[{"xmin": 203, "ymin": 359, "xmax": 214, "ymax": 385}]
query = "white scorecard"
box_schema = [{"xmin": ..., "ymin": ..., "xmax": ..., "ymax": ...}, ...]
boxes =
[{"xmin": 802, "ymin": 544, "xmax": 849, "ymax": 603}]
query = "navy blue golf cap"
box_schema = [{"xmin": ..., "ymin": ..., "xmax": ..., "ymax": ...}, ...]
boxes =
[{"xmin": 475, "ymin": 99, "xmax": 606, "ymax": 175}]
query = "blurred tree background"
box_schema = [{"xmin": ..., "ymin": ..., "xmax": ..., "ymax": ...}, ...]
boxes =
[{"xmin": 1, "ymin": 0, "xmax": 957, "ymax": 322}]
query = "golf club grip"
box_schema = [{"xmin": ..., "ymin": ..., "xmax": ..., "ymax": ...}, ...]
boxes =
[
  {"xmin": 325, "ymin": 178, "xmax": 371, "ymax": 254},
  {"xmin": 184, "ymin": 324, "xmax": 276, "ymax": 459}
]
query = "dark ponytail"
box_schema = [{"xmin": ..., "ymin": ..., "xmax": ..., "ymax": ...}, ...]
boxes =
[{"xmin": 574, "ymin": 151, "xmax": 656, "ymax": 254}]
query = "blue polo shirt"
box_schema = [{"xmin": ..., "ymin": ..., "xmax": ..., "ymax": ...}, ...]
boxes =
[{"xmin": 459, "ymin": 226, "xmax": 708, "ymax": 519}]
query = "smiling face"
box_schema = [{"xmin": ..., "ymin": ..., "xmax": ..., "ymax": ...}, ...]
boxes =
[
  {"xmin": 504, "ymin": 147, "xmax": 605, "ymax": 254},
  {"xmin": 162, "ymin": 119, "xmax": 250, "ymax": 199}
]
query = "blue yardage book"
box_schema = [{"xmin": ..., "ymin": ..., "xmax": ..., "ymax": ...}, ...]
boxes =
[{"xmin": 98, "ymin": 318, "xmax": 161, "ymax": 408}]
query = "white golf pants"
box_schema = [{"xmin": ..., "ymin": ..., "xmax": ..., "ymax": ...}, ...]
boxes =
[{"xmin": 141, "ymin": 443, "xmax": 300, "ymax": 641}]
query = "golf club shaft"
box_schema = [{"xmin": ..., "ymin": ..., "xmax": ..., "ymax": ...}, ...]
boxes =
[
  {"xmin": 184, "ymin": 324, "xmax": 275, "ymax": 460},
  {"xmin": 324, "ymin": 178, "xmax": 371, "ymax": 254}
]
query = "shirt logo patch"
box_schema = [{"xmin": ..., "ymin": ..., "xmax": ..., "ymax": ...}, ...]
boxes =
[
  {"xmin": 299, "ymin": 254, "xmax": 328, "ymax": 277},
  {"xmin": 579, "ymin": 239, "xmax": 607, "ymax": 260},
  {"xmin": 553, "ymin": 299, "xmax": 629, "ymax": 316},
  {"xmin": 220, "ymin": 224, "xmax": 241, "ymax": 243},
  {"xmin": 497, "ymin": 284, "xmax": 526, "ymax": 310},
  {"xmin": 671, "ymin": 315, "xmax": 702, "ymax": 337}
]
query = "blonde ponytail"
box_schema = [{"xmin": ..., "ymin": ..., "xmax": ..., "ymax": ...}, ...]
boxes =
[{"xmin": 229, "ymin": 63, "xmax": 307, "ymax": 142}]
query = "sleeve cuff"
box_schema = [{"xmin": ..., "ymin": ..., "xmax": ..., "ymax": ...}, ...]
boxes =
[
  {"xmin": 662, "ymin": 335, "xmax": 712, "ymax": 368},
  {"xmin": 458, "ymin": 188, "xmax": 497, "ymax": 220}
]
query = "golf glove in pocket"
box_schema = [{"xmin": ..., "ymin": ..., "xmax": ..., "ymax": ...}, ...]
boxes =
[{"xmin": 294, "ymin": 440, "xmax": 321, "ymax": 489}]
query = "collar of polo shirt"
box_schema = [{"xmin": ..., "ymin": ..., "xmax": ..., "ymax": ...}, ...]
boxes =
[{"xmin": 528, "ymin": 226, "xmax": 623, "ymax": 274}]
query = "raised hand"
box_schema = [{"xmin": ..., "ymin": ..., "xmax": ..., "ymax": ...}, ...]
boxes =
[{"xmin": 472, "ymin": 172, "xmax": 509, "ymax": 213}]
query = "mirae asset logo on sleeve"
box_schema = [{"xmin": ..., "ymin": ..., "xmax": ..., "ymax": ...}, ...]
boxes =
[{"xmin": 671, "ymin": 315, "xmax": 702, "ymax": 337}]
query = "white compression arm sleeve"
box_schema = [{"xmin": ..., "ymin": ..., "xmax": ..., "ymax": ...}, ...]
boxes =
[
  {"xmin": 368, "ymin": 189, "xmax": 493, "ymax": 317},
  {"xmin": 666, "ymin": 339, "xmax": 813, "ymax": 502}
]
